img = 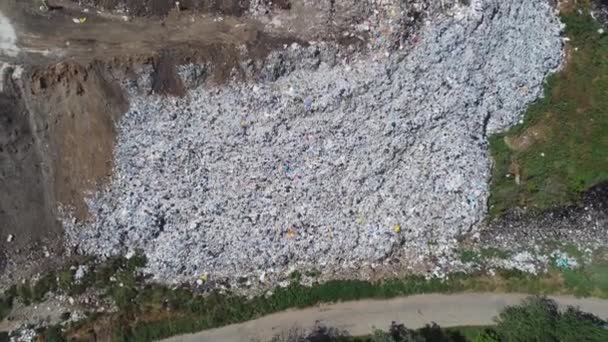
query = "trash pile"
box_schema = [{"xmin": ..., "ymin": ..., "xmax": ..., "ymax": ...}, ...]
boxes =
[
  {"xmin": 65, "ymin": 0, "xmax": 563, "ymax": 286},
  {"xmin": 492, "ymin": 251, "xmax": 550, "ymax": 275}
]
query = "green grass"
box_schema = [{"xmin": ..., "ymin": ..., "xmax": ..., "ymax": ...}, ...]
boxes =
[
  {"xmin": 444, "ymin": 326, "xmax": 490, "ymax": 341},
  {"xmin": 11, "ymin": 247, "xmax": 608, "ymax": 341},
  {"xmin": 459, "ymin": 248, "xmax": 512, "ymax": 264},
  {"xmin": 86, "ymin": 265, "xmax": 608, "ymax": 341},
  {"xmin": 489, "ymin": 12, "xmax": 608, "ymax": 216},
  {"xmin": 0, "ymin": 293, "xmax": 13, "ymax": 322}
]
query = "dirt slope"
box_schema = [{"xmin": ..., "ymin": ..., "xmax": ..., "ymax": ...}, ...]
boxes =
[{"xmin": 0, "ymin": 66, "xmax": 60, "ymax": 273}]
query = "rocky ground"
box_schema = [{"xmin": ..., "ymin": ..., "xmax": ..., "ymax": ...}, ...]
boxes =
[{"xmin": 482, "ymin": 183, "xmax": 608, "ymax": 254}]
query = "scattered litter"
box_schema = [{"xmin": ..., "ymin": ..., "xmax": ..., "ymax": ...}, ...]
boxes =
[
  {"xmin": 72, "ymin": 18, "xmax": 87, "ymax": 24},
  {"xmin": 286, "ymin": 228, "xmax": 297, "ymax": 238},
  {"xmin": 304, "ymin": 97, "xmax": 312, "ymax": 111},
  {"xmin": 599, "ymin": 28, "xmax": 605, "ymax": 35},
  {"xmin": 552, "ymin": 251, "xmax": 579, "ymax": 270},
  {"xmin": 65, "ymin": 0, "xmax": 564, "ymax": 286},
  {"xmin": 394, "ymin": 224, "xmax": 401, "ymax": 233},
  {"xmin": 356, "ymin": 214, "xmax": 366, "ymax": 225},
  {"xmin": 6, "ymin": 234, "xmax": 13, "ymax": 243},
  {"xmin": 125, "ymin": 250, "xmax": 135, "ymax": 260},
  {"xmin": 75, "ymin": 265, "xmax": 89, "ymax": 281}
]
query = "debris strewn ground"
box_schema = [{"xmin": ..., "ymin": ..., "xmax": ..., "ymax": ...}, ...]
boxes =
[{"xmin": 65, "ymin": 0, "xmax": 563, "ymax": 286}]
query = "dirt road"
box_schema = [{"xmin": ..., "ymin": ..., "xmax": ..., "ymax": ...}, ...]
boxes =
[
  {"xmin": 163, "ymin": 293, "xmax": 608, "ymax": 342},
  {"xmin": 0, "ymin": 0, "xmax": 322, "ymax": 67}
]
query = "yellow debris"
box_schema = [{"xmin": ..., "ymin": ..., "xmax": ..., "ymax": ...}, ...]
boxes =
[
  {"xmin": 356, "ymin": 214, "xmax": 366, "ymax": 225},
  {"xmin": 394, "ymin": 224, "xmax": 401, "ymax": 233},
  {"xmin": 200, "ymin": 273, "xmax": 208, "ymax": 282}
]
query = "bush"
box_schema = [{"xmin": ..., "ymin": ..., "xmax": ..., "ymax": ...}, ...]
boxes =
[
  {"xmin": 32, "ymin": 272, "xmax": 57, "ymax": 302},
  {"xmin": 470, "ymin": 329, "xmax": 499, "ymax": 342},
  {"xmin": 39, "ymin": 325, "xmax": 66, "ymax": 342},
  {"xmin": 57, "ymin": 270, "xmax": 74, "ymax": 292},
  {"xmin": 493, "ymin": 296, "xmax": 608, "ymax": 342},
  {"xmin": 0, "ymin": 294, "xmax": 13, "ymax": 321},
  {"xmin": 16, "ymin": 283, "xmax": 32, "ymax": 305}
]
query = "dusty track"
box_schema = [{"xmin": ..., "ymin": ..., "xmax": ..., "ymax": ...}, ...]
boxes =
[
  {"xmin": 163, "ymin": 293, "xmax": 608, "ymax": 342},
  {"xmin": 0, "ymin": 0, "xmax": 344, "ymax": 68},
  {"xmin": 0, "ymin": 0, "xmax": 268, "ymax": 65}
]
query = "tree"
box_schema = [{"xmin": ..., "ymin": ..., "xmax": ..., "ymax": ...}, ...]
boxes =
[
  {"xmin": 493, "ymin": 296, "xmax": 608, "ymax": 342},
  {"xmin": 370, "ymin": 322, "xmax": 427, "ymax": 342},
  {"xmin": 267, "ymin": 324, "xmax": 349, "ymax": 342}
]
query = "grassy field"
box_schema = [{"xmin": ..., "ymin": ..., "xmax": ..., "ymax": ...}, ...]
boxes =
[{"xmin": 488, "ymin": 11, "xmax": 608, "ymax": 216}]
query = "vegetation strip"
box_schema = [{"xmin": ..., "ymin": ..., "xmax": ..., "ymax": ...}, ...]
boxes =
[
  {"xmin": 489, "ymin": 11, "xmax": 608, "ymax": 216},
  {"xmin": 1, "ymin": 246, "xmax": 608, "ymax": 341}
]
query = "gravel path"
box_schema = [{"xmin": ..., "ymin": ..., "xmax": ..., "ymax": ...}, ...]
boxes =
[{"xmin": 163, "ymin": 293, "xmax": 608, "ymax": 342}]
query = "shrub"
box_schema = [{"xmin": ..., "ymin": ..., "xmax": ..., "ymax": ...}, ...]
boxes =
[{"xmin": 493, "ymin": 296, "xmax": 608, "ymax": 342}]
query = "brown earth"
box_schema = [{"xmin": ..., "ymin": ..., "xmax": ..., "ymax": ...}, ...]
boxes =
[
  {"xmin": 75, "ymin": 0, "xmax": 252, "ymax": 17},
  {"xmin": 27, "ymin": 63, "xmax": 129, "ymax": 221},
  {"xmin": 0, "ymin": 62, "xmax": 129, "ymax": 286},
  {"xmin": 0, "ymin": 66, "xmax": 61, "ymax": 273},
  {"xmin": 503, "ymin": 118, "xmax": 551, "ymax": 151}
]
